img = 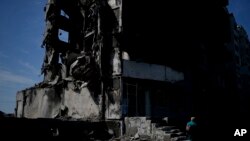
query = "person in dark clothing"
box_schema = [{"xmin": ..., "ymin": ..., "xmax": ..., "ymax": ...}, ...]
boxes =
[{"xmin": 186, "ymin": 117, "xmax": 198, "ymax": 141}]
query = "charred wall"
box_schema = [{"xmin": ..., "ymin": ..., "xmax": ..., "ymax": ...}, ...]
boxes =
[{"xmin": 122, "ymin": 0, "xmax": 230, "ymax": 71}]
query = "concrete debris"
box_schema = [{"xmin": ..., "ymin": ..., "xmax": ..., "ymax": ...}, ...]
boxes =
[
  {"xmin": 123, "ymin": 117, "xmax": 188, "ymax": 141},
  {"xmin": 130, "ymin": 132, "xmax": 139, "ymax": 141}
]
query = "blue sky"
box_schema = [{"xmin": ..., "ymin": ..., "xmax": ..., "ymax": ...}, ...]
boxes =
[
  {"xmin": 0, "ymin": 0, "xmax": 45, "ymax": 113},
  {"xmin": 0, "ymin": 0, "xmax": 250, "ymax": 113},
  {"xmin": 228, "ymin": 0, "xmax": 250, "ymax": 36}
]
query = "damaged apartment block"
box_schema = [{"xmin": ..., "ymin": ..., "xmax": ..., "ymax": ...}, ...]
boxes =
[
  {"xmin": 16, "ymin": 0, "xmax": 122, "ymax": 120},
  {"xmin": 16, "ymin": 0, "xmax": 250, "ymax": 140}
]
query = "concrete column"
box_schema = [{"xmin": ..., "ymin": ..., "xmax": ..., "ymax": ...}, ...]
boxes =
[{"xmin": 145, "ymin": 90, "xmax": 151, "ymax": 117}]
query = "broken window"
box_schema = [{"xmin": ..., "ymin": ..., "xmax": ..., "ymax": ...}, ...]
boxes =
[
  {"xmin": 123, "ymin": 83, "xmax": 138, "ymax": 116},
  {"xmin": 58, "ymin": 29, "xmax": 69, "ymax": 43}
]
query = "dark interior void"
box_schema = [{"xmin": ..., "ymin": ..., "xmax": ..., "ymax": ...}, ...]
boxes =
[
  {"xmin": 121, "ymin": 76, "xmax": 248, "ymax": 139},
  {"xmin": 122, "ymin": 0, "xmax": 230, "ymax": 71},
  {"xmin": 122, "ymin": 78, "xmax": 192, "ymax": 119}
]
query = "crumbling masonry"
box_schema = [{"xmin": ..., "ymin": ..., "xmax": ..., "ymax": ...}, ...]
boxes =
[
  {"xmin": 17, "ymin": 0, "xmax": 124, "ymax": 120},
  {"xmin": 16, "ymin": 0, "xmax": 250, "ymax": 140}
]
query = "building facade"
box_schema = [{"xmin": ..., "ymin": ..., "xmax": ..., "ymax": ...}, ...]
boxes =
[{"xmin": 16, "ymin": 0, "xmax": 249, "ymax": 130}]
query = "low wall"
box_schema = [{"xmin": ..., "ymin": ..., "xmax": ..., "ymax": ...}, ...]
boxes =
[{"xmin": 16, "ymin": 83, "xmax": 102, "ymax": 120}]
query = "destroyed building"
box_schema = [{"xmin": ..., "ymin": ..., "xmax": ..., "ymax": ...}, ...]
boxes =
[{"xmin": 16, "ymin": 0, "xmax": 250, "ymax": 139}]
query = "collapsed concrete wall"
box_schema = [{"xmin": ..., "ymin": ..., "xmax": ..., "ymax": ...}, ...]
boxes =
[
  {"xmin": 16, "ymin": 84, "xmax": 102, "ymax": 120},
  {"xmin": 16, "ymin": 87, "xmax": 61, "ymax": 118},
  {"xmin": 63, "ymin": 83, "xmax": 101, "ymax": 119}
]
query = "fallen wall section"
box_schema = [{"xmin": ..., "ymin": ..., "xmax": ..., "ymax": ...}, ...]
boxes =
[{"xmin": 16, "ymin": 84, "xmax": 102, "ymax": 120}]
